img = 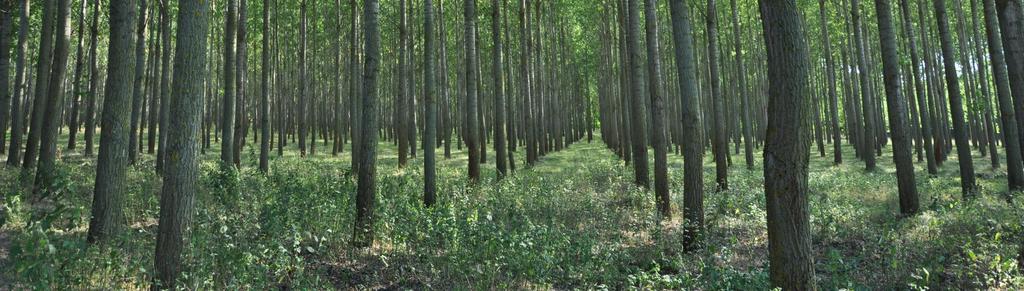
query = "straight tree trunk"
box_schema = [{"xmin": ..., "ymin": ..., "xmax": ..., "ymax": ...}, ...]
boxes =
[
  {"xmin": 852, "ymin": 0, "xmax": 876, "ymax": 171},
  {"xmin": 153, "ymin": 0, "xmax": 208, "ymax": 286},
  {"xmin": 155, "ymin": 0, "xmax": 171, "ymax": 169},
  {"xmin": 900, "ymin": 0, "xmax": 937, "ymax": 174},
  {"xmin": 88, "ymin": 0, "xmax": 137, "ymax": 243},
  {"xmin": 22, "ymin": 0, "xmax": 57, "ymax": 170},
  {"xmin": 465, "ymin": 0, "xmax": 481, "ymax": 182},
  {"xmin": 424, "ymin": 0, "xmax": 437, "ymax": 206},
  {"xmin": 986, "ymin": 0, "xmax": 1024, "ymax": 189},
  {"xmin": 6, "ymin": 0, "xmax": 28, "ymax": 166},
  {"xmin": 627, "ymin": 0, "xmax": 649, "ymax": 188},
  {"xmin": 259, "ymin": 0, "xmax": 270, "ymax": 173},
  {"xmin": 34, "ymin": 0, "xmax": 71, "ymax": 195},
  {"xmin": 759, "ymin": 0, "xmax": 817, "ymax": 289},
  {"xmin": 708, "ymin": 0, "xmax": 727, "ymax": 190},
  {"xmin": 875, "ymin": 0, "xmax": 919, "ymax": 215},
  {"xmin": 819, "ymin": 0, "xmax": 842, "ymax": 164},
  {"xmin": 128, "ymin": 0, "xmax": 148, "ymax": 165},
  {"xmin": 221, "ymin": 0, "xmax": 236, "ymax": 164},
  {"xmin": 642, "ymin": 0, "xmax": 668, "ymax": 218},
  {"xmin": 668, "ymin": 0, "xmax": 705, "ymax": 250},
  {"xmin": 353, "ymin": 0, "xmax": 381, "ymax": 248},
  {"xmin": 398, "ymin": 0, "xmax": 409, "ymax": 167},
  {"xmin": 935, "ymin": 0, "xmax": 978, "ymax": 197},
  {"xmin": 492, "ymin": 0, "xmax": 507, "ymax": 178}
]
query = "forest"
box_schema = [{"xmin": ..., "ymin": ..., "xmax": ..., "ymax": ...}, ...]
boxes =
[{"xmin": 2, "ymin": 0, "xmax": 1024, "ymax": 289}]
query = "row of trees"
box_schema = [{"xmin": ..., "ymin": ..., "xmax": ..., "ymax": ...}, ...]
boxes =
[
  {"xmin": 595, "ymin": 0, "xmax": 1024, "ymax": 289},
  {"xmin": 6, "ymin": 0, "xmax": 1024, "ymax": 289}
]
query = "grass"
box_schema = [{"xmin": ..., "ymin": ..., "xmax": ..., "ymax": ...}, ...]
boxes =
[{"xmin": 1, "ymin": 131, "xmax": 1023, "ymax": 289}]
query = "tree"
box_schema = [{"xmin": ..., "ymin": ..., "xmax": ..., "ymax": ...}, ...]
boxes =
[
  {"xmin": 899, "ymin": 0, "xmax": 937, "ymax": 174},
  {"xmin": 298, "ymin": 0, "xmax": 309, "ymax": 157},
  {"xmin": 87, "ymin": 0, "xmax": 138, "ymax": 243},
  {"xmin": 260, "ymin": 0, "xmax": 271, "ymax": 173},
  {"xmin": 730, "ymin": 0, "xmax": 754, "ymax": 169},
  {"xmin": 997, "ymin": 0, "xmax": 1024, "ymax": 166},
  {"xmin": 128, "ymin": 0, "xmax": 148, "ymax": 165},
  {"xmin": 398, "ymin": 0, "xmax": 410, "ymax": 167},
  {"xmin": 668, "ymin": 0, "xmax": 705, "ymax": 250},
  {"xmin": 819, "ymin": 0, "xmax": 842, "ymax": 164},
  {"xmin": 643, "ymin": 0, "xmax": 668, "ymax": 218},
  {"xmin": 465, "ymin": 0, "xmax": 481, "ymax": 182},
  {"xmin": 983, "ymin": 0, "xmax": 1024, "ymax": 190},
  {"xmin": 708, "ymin": 0, "xmax": 727, "ymax": 190},
  {"xmin": 626, "ymin": 0, "xmax": 649, "ymax": 188},
  {"xmin": 22, "ymin": 0, "xmax": 57, "ymax": 171},
  {"xmin": 851, "ymin": 0, "xmax": 876, "ymax": 171},
  {"xmin": 492, "ymin": 0, "xmax": 508, "ymax": 178},
  {"xmin": 6, "ymin": 0, "xmax": 28, "ymax": 166},
  {"xmin": 66, "ymin": 0, "xmax": 87, "ymax": 152},
  {"xmin": 353, "ymin": 0, "xmax": 381, "ymax": 247},
  {"xmin": 155, "ymin": 0, "xmax": 172, "ymax": 170},
  {"xmin": 221, "ymin": 0, "xmax": 237, "ymax": 165},
  {"xmin": 759, "ymin": 0, "xmax": 817, "ymax": 288},
  {"xmin": 82, "ymin": 0, "xmax": 100, "ymax": 157},
  {"xmin": 153, "ymin": 0, "xmax": 208, "ymax": 286},
  {"xmin": 875, "ymin": 0, "xmax": 919, "ymax": 215},
  {"xmin": 935, "ymin": 0, "xmax": 977, "ymax": 197},
  {"xmin": 34, "ymin": 0, "xmax": 71, "ymax": 195},
  {"xmin": 424, "ymin": 0, "xmax": 437, "ymax": 206}
]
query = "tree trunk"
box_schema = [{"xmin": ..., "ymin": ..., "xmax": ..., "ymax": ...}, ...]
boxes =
[
  {"xmin": 465, "ymin": 0, "xmax": 481, "ymax": 182},
  {"xmin": 424, "ymin": 0, "xmax": 437, "ymax": 206},
  {"xmin": 221, "ymin": 0, "xmax": 236, "ymax": 164},
  {"xmin": 153, "ymin": 0, "xmax": 208, "ymax": 286},
  {"xmin": 6, "ymin": 0, "xmax": 29, "ymax": 166},
  {"xmin": 128, "ymin": 0, "xmax": 148, "ymax": 165},
  {"xmin": 759, "ymin": 0, "xmax": 817, "ymax": 289},
  {"xmin": 34, "ymin": 0, "xmax": 71, "ymax": 195},
  {"xmin": 626, "ymin": 0, "xmax": 649, "ymax": 188},
  {"xmin": 935, "ymin": 0, "xmax": 978, "ymax": 197},
  {"xmin": 353, "ymin": 0, "xmax": 381, "ymax": 248},
  {"xmin": 708, "ymin": 0, "xmax": 727, "ymax": 190},
  {"xmin": 88, "ymin": 0, "xmax": 137, "ymax": 243},
  {"xmin": 987, "ymin": 0, "xmax": 1024, "ymax": 189},
  {"xmin": 875, "ymin": 0, "xmax": 919, "ymax": 215}
]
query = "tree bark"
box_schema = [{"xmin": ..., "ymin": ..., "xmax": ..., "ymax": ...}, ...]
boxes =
[{"xmin": 759, "ymin": 0, "xmax": 817, "ymax": 289}]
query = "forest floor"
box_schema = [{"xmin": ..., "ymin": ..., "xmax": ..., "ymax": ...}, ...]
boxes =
[{"xmin": 1, "ymin": 132, "xmax": 1023, "ymax": 289}]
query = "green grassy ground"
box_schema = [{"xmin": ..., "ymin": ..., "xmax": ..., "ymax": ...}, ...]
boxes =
[{"xmin": 1, "ymin": 132, "xmax": 1023, "ymax": 289}]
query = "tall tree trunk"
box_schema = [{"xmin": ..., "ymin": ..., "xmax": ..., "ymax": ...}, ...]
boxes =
[
  {"xmin": 153, "ymin": 0, "xmax": 208, "ymax": 286},
  {"xmin": 88, "ymin": 0, "xmax": 138, "ymax": 243},
  {"xmin": 65, "ymin": 0, "xmax": 86, "ymax": 151},
  {"xmin": 353, "ymin": 0, "xmax": 381, "ymax": 248},
  {"xmin": 708, "ymin": 0, "xmax": 727, "ymax": 190},
  {"xmin": 759, "ymin": 0, "xmax": 817, "ymax": 289},
  {"xmin": 492, "ymin": 0, "xmax": 507, "ymax": 178},
  {"xmin": 424, "ymin": 0, "xmax": 437, "ymax": 206},
  {"xmin": 668, "ymin": 0, "xmax": 705, "ymax": 250},
  {"xmin": 875, "ymin": 0, "xmax": 919, "ymax": 215},
  {"xmin": 935, "ymin": 0, "xmax": 978, "ymax": 197},
  {"xmin": 34, "ymin": 0, "xmax": 71, "ymax": 195},
  {"xmin": 128, "ymin": 0, "xmax": 148, "ymax": 165},
  {"xmin": 644, "ymin": 0, "xmax": 668, "ymax": 218},
  {"xmin": 6, "ymin": 0, "xmax": 29, "ymax": 166},
  {"xmin": 852, "ymin": 0, "xmax": 876, "ymax": 171},
  {"xmin": 465, "ymin": 0, "xmax": 481, "ymax": 182},
  {"xmin": 155, "ymin": 0, "xmax": 172, "ymax": 170},
  {"xmin": 900, "ymin": 0, "xmax": 937, "ymax": 174},
  {"xmin": 260, "ymin": 0, "xmax": 271, "ymax": 173},
  {"xmin": 22, "ymin": 0, "xmax": 57, "ymax": 171},
  {"xmin": 626, "ymin": 0, "xmax": 649, "ymax": 188},
  {"xmin": 987, "ymin": 0, "xmax": 1024, "ymax": 189},
  {"xmin": 221, "ymin": 0, "xmax": 236, "ymax": 164},
  {"xmin": 819, "ymin": 0, "xmax": 842, "ymax": 164}
]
